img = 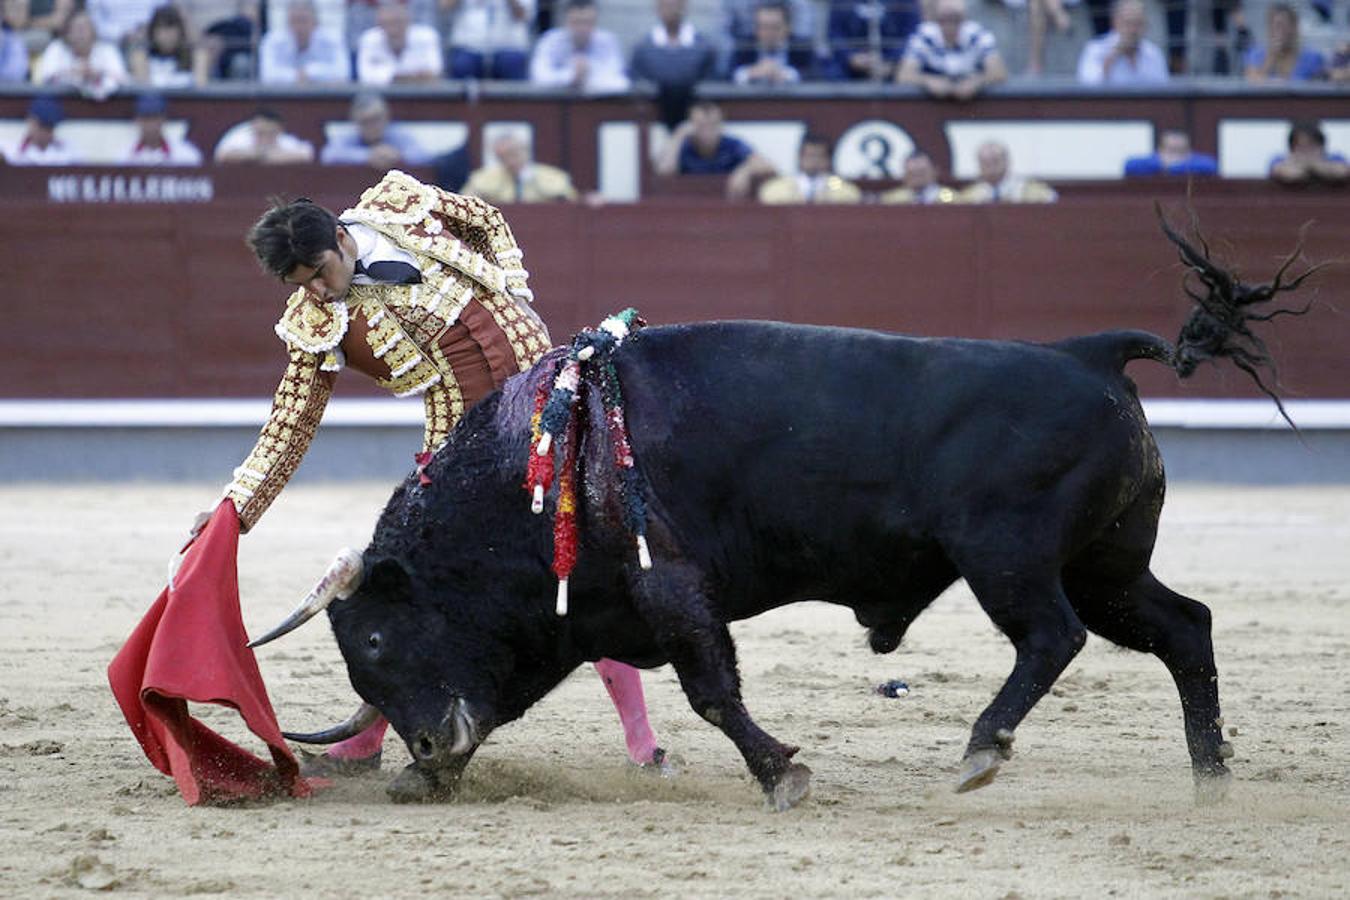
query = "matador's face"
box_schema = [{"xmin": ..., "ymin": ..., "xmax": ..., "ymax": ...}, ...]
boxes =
[{"xmin": 284, "ymin": 226, "xmax": 359, "ymax": 304}]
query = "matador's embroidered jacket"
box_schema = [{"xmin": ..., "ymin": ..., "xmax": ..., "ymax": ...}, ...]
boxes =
[{"xmin": 224, "ymin": 170, "xmax": 551, "ymax": 531}]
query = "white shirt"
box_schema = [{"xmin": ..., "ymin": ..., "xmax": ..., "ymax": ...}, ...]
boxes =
[
  {"xmin": 258, "ymin": 28, "xmax": 350, "ymax": 84},
  {"xmin": 33, "ymin": 40, "xmax": 128, "ymax": 99},
  {"xmin": 3, "ymin": 136, "xmax": 77, "ymax": 165},
  {"xmin": 1077, "ymin": 32, "xmax": 1169, "ymax": 85},
  {"xmin": 343, "ymin": 222, "xmax": 422, "ymax": 286},
  {"xmin": 449, "ymin": 0, "xmax": 535, "ymax": 52},
  {"xmin": 649, "ymin": 23, "xmax": 698, "ymax": 48},
  {"xmin": 86, "ymin": 0, "xmax": 160, "ymax": 43},
  {"xmin": 124, "ymin": 135, "xmax": 204, "ymax": 166},
  {"xmin": 357, "ymin": 24, "xmax": 444, "ymax": 85},
  {"xmin": 212, "ymin": 122, "xmax": 315, "ymax": 162},
  {"xmin": 529, "ymin": 28, "xmax": 630, "ymax": 92}
]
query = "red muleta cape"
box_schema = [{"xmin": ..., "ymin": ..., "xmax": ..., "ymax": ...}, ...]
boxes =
[{"xmin": 107, "ymin": 500, "xmax": 313, "ymax": 805}]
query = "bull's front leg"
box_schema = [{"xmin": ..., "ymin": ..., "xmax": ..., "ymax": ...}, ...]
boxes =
[{"xmin": 630, "ymin": 563, "xmax": 811, "ymax": 810}]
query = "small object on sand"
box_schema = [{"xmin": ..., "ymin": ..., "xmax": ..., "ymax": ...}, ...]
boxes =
[{"xmin": 875, "ymin": 679, "xmax": 910, "ymax": 698}]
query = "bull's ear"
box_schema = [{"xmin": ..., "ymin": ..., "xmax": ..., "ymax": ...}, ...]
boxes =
[{"xmin": 365, "ymin": 556, "xmax": 413, "ymax": 599}]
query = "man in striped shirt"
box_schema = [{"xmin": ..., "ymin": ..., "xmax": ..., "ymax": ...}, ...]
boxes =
[{"xmin": 895, "ymin": 0, "xmax": 1006, "ymax": 100}]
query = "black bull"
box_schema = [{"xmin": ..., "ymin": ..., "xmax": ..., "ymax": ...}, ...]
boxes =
[{"xmin": 273, "ymin": 221, "xmax": 1316, "ymax": 808}]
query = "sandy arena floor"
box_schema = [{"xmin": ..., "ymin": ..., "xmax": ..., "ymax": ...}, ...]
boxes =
[{"xmin": 1, "ymin": 483, "xmax": 1347, "ymax": 898}]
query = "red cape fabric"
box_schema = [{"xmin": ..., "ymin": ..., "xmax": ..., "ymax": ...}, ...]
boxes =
[{"xmin": 108, "ymin": 500, "xmax": 313, "ymax": 805}]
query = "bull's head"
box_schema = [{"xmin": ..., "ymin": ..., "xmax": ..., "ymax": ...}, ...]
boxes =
[{"xmin": 254, "ymin": 543, "xmax": 571, "ymax": 775}]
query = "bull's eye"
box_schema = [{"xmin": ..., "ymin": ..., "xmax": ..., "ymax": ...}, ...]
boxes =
[{"xmin": 367, "ymin": 632, "xmax": 382, "ymax": 652}]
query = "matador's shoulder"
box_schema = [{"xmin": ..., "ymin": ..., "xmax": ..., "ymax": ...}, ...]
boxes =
[
  {"xmin": 274, "ymin": 287, "xmax": 349, "ymax": 364},
  {"xmin": 344, "ymin": 169, "xmax": 441, "ymax": 227}
]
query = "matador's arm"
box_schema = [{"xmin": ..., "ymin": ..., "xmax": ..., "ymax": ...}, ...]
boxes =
[
  {"xmin": 224, "ymin": 346, "xmax": 337, "ymax": 532},
  {"xmin": 437, "ymin": 189, "xmax": 533, "ymax": 304}
]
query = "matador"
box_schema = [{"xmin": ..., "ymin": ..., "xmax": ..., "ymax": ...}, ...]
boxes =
[{"xmin": 201, "ymin": 170, "xmax": 664, "ymax": 795}]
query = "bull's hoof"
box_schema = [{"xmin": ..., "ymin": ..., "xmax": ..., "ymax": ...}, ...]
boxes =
[
  {"xmin": 1193, "ymin": 764, "xmax": 1233, "ymax": 806},
  {"xmin": 955, "ymin": 749, "xmax": 1003, "ymax": 793},
  {"xmin": 298, "ymin": 749, "xmax": 382, "ymax": 779},
  {"xmin": 766, "ymin": 763, "xmax": 812, "ymax": 812},
  {"xmin": 386, "ymin": 763, "xmax": 458, "ymax": 804}
]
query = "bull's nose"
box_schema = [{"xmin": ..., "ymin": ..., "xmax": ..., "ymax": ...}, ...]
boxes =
[{"xmin": 413, "ymin": 732, "xmax": 440, "ymax": 762}]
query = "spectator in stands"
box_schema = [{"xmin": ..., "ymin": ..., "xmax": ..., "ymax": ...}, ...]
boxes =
[
  {"xmin": 129, "ymin": 5, "xmax": 199, "ymax": 88},
  {"xmin": 1332, "ymin": 43, "xmax": 1350, "ymax": 83},
  {"xmin": 1245, "ymin": 3, "xmax": 1325, "ymax": 83},
  {"xmin": 321, "ymin": 91, "xmax": 430, "ymax": 169},
  {"xmin": 630, "ymin": 0, "xmax": 717, "ymax": 128},
  {"xmin": 758, "ymin": 133, "xmax": 861, "ymax": 204},
  {"xmin": 348, "ymin": 0, "xmax": 441, "ymax": 57},
  {"xmin": 1, "ymin": 0, "xmax": 30, "ymax": 82},
  {"xmin": 200, "ymin": 0, "xmax": 261, "ymax": 81},
  {"xmin": 654, "ymin": 99, "xmax": 776, "ymax": 199},
  {"xmin": 259, "ymin": 0, "xmax": 350, "ymax": 84},
  {"xmin": 958, "ymin": 140, "xmax": 1057, "ymax": 203},
  {"xmin": 730, "ymin": 2, "xmax": 815, "ymax": 84},
  {"xmin": 1022, "ymin": 0, "xmax": 1075, "ymax": 77},
  {"xmin": 825, "ymin": 0, "xmax": 919, "ymax": 82},
  {"xmin": 465, "ymin": 131, "xmax": 579, "ymax": 202},
  {"xmin": 723, "ymin": 0, "xmax": 814, "ymax": 65},
  {"xmin": 32, "ymin": 8, "xmax": 127, "ymax": 99},
  {"xmin": 1269, "ymin": 121, "xmax": 1348, "ymax": 185},
  {"xmin": 530, "ymin": 0, "xmax": 630, "ymax": 92},
  {"xmin": 896, "ymin": 0, "xmax": 1006, "ymax": 100},
  {"xmin": 6, "ymin": 0, "xmax": 74, "ymax": 55},
  {"xmin": 880, "ymin": 149, "xmax": 956, "ymax": 203},
  {"xmin": 123, "ymin": 92, "xmax": 203, "ymax": 166},
  {"xmin": 446, "ymin": 0, "xmax": 535, "ymax": 80},
  {"xmin": 86, "ymin": 0, "xmax": 159, "ymax": 50},
  {"xmin": 1, "ymin": 94, "xmax": 76, "ymax": 164},
  {"xmin": 357, "ymin": 0, "xmax": 443, "ymax": 85},
  {"xmin": 1123, "ymin": 129, "xmax": 1217, "ymax": 177},
  {"xmin": 1076, "ymin": 0, "xmax": 1168, "ymax": 86},
  {"xmin": 214, "ymin": 107, "xmax": 316, "ymax": 164}
]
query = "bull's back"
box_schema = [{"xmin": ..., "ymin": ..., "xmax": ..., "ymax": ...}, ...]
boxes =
[{"xmin": 614, "ymin": 322, "xmax": 1158, "ymax": 597}]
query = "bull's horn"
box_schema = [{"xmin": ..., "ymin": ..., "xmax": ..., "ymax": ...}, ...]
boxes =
[
  {"xmin": 283, "ymin": 702, "xmax": 381, "ymax": 744},
  {"xmin": 247, "ymin": 548, "xmax": 364, "ymax": 648}
]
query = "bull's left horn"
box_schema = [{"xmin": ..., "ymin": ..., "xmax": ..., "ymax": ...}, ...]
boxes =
[
  {"xmin": 283, "ymin": 702, "xmax": 381, "ymax": 744},
  {"xmin": 247, "ymin": 548, "xmax": 364, "ymax": 648}
]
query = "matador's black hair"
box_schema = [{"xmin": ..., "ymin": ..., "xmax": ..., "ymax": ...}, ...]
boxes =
[{"xmin": 246, "ymin": 196, "xmax": 341, "ymax": 280}]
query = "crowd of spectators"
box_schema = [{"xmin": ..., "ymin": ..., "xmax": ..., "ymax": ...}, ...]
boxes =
[
  {"xmin": 1, "ymin": 1, "xmax": 1345, "ymax": 196},
  {"xmin": 3, "ymin": 0, "xmax": 1347, "ymax": 95}
]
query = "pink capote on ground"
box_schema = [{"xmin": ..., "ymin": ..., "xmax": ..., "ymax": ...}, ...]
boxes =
[{"xmin": 107, "ymin": 500, "xmax": 313, "ymax": 805}]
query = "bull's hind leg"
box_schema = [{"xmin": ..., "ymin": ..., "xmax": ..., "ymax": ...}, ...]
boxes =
[
  {"xmin": 955, "ymin": 565, "xmax": 1088, "ymax": 793},
  {"xmin": 1065, "ymin": 569, "xmax": 1233, "ymax": 801},
  {"xmin": 629, "ymin": 561, "xmax": 810, "ymax": 810}
]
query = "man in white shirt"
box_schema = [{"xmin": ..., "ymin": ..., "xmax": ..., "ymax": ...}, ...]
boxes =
[
  {"xmin": 123, "ymin": 93, "xmax": 204, "ymax": 167},
  {"xmin": 357, "ymin": 0, "xmax": 444, "ymax": 85},
  {"xmin": 214, "ymin": 108, "xmax": 317, "ymax": 165},
  {"xmin": 32, "ymin": 9, "xmax": 128, "ymax": 100},
  {"xmin": 259, "ymin": 0, "xmax": 350, "ymax": 84},
  {"xmin": 2, "ymin": 95, "xmax": 77, "ymax": 165},
  {"xmin": 529, "ymin": 0, "xmax": 629, "ymax": 93},
  {"xmin": 1076, "ymin": 0, "xmax": 1169, "ymax": 86}
]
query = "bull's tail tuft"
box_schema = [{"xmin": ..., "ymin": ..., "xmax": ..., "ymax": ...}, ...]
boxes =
[{"xmin": 1158, "ymin": 203, "xmax": 1327, "ymax": 430}]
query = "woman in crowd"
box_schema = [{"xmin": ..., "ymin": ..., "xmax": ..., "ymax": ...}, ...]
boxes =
[{"xmin": 129, "ymin": 4, "xmax": 199, "ymax": 87}]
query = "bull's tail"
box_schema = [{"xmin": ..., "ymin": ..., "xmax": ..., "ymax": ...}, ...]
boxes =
[{"xmin": 1157, "ymin": 203, "xmax": 1326, "ymax": 429}]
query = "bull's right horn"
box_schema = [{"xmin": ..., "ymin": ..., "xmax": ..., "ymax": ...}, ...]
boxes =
[
  {"xmin": 283, "ymin": 702, "xmax": 381, "ymax": 744},
  {"xmin": 247, "ymin": 548, "xmax": 364, "ymax": 649}
]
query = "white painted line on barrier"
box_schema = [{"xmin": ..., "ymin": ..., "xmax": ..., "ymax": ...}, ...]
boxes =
[{"xmin": 0, "ymin": 399, "xmax": 1348, "ymax": 430}]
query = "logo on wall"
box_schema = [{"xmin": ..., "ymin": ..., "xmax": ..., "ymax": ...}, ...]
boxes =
[{"xmin": 833, "ymin": 120, "xmax": 915, "ymax": 180}]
